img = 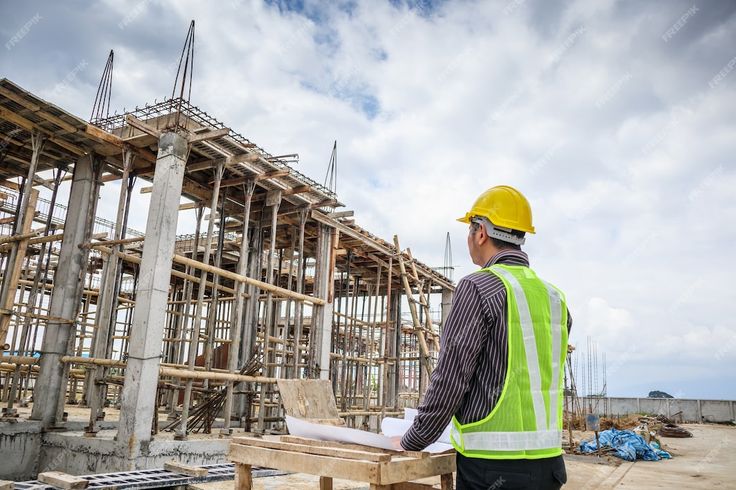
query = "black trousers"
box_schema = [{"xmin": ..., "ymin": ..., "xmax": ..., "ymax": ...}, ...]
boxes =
[{"xmin": 455, "ymin": 453, "xmax": 567, "ymax": 490}]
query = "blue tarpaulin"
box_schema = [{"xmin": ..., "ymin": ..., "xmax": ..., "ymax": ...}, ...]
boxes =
[{"xmin": 579, "ymin": 428, "xmax": 672, "ymax": 461}]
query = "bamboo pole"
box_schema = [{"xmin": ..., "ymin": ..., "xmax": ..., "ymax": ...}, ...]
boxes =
[
  {"xmin": 393, "ymin": 235, "xmax": 432, "ymax": 380},
  {"xmin": 94, "ymin": 245, "xmax": 237, "ymax": 295}
]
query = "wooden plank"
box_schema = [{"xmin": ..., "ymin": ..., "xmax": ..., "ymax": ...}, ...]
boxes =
[
  {"xmin": 188, "ymin": 127, "xmax": 230, "ymax": 143},
  {"xmin": 320, "ymin": 476, "xmax": 333, "ymax": 490},
  {"xmin": 218, "ymin": 169, "xmax": 290, "ymax": 188},
  {"xmin": 279, "ymin": 435, "xmax": 391, "ymax": 455},
  {"xmin": 234, "ymin": 463, "xmax": 252, "ymax": 490},
  {"xmin": 229, "ymin": 444, "xmax": 380, "ymax": 483},
  {"xmin": 283, "ymin": 184, "xmax": 312, "ymax": 196},
  {"xmin": 125, "ymin": 114, "xmax": 161, "ymax": 138},
  {"xmin": 441, "ymin": 473, "xmax": 454, "ymax": 490},
  {"xmin": 392, "ymin": 483, "xmax": 436, "ymax": 490},
  {"xmin": 0, "ymin": 86, "xmax": 79, "ymax": 134},
  {"xmin": 277, "ymin": 379, "xmax": 341, "ymax": 420},
  {"xmin": 231, "ymin": 437, "xmax": 390, "ymax": 462},
  {"xmin": 179, "ymin": 202, "xmax": 199, "ymax": 211},
  {"xmin": 379, "ymin": 454, "xmax": 455, "ymax": 486},
  {"xmin": 163, "ymin": 460, "xmax": 208, "ymax": 477},
  {"xmin": 0, "ymin": 480, "xmax": 14, "ymax": 490},
  {"xmin": 37, "ymin": 471, "xmax": 88, "ymax": 490},
  {"xmin": 0, "ymin": 107, "xmax": 84, "ymax": 156},
  {"xmin": 328, "ymin": 210, "xmax": 354, "ymax": 219}
]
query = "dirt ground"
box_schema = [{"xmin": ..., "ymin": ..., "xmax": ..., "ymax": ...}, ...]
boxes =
[{"xmin": 193, "ymin": 424, "xmax": 735, "ymax": 489}]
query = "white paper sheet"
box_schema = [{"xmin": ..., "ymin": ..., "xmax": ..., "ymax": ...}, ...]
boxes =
[
  {"xmin": 285, "ymin": 415, "xmax": 453, "ymax": 453},
  {"xmin": 379, "ymin": 408, "xmax": 454, "ymax": 452}
]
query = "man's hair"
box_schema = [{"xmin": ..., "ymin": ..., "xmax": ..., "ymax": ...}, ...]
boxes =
[{"xmin": 470, "ymin": 221, "xmax": 524, "ymax": 250}]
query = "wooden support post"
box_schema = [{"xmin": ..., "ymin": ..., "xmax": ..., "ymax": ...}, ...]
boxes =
[
  {"xmin": 441, "ymin": 473, "xmax": 454, "ymax": 490},
  {"xmin": 393, "ymin": 236, "xmax": 432, "ymax": 380},
  {"xmin": 0, "ymin": 189, "xmax": 37, "ymax": 349},
  {"xmin": 0, "ymin": 132, "xmax": 44, "ymax": 350},
  {"xmin": 292, "ymin": 207, "xmax": 309, "ymax": 377},
  {"xmin": 406, "ymin": 248, "xmax": 440, "ymax": 352},
  {"xmin": 222, "ymin": 180, "xmax": 256, "ymax": 433},
  {"xmin": 258, "ymin": 190, "xmax": 281, "ymax": 432},
  {"xmin": 234, "ymin": 463, "xmax": 252, "ymax": 490},
  {"xmin": 178, "ymin": 159, "xmax": 225, "ymax": 439}
]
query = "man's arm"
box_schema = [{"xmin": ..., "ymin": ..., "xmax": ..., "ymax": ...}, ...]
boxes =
[{"xmin": 401, "ymin": 278, "xmax": 487, "ymax": 451}]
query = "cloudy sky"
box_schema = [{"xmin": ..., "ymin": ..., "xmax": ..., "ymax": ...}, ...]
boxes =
[{"xmin": 1, "ymin": 0, "xmax": 735, "ymax": 399}]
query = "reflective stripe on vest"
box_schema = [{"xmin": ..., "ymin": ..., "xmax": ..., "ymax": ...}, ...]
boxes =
[
  {"xmin": 450, "ymin": 265, "xmax": 567, "ymax": 458},
  {"xmin": 459, "ymin": 430, "xmax": 562, "ymax": 451},
  {"xmin": 492, "ymin": 266, "xmax": 547, "ymax": 432}
]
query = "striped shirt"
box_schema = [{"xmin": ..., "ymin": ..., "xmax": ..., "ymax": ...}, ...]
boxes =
[{"xmin": 401, "ymin": 249, "xmax": 572, "ymax": 451}]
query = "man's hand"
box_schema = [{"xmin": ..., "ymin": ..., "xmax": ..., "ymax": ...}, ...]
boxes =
[{"xmin": 388, "ymin": 436, "xmax": 404, "ymax": 451}]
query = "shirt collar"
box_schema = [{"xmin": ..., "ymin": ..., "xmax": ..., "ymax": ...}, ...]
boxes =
[{"xmin": 483, "ymin": 249, "xmax": 530, "ymax": 268}]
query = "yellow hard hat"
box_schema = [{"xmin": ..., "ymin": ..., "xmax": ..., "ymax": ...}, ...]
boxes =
[{"xmin": 457, "ymin": 185, "xmax": 536, "ymax": 233}]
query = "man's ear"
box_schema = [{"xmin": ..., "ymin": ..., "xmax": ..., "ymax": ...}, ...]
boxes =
[{"xmin": 475, "ymin": 225, "xmax": 487, "ymax": 246}]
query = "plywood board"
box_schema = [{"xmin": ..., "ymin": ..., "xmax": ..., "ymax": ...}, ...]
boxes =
[{"xmin": 277, "ymin": 379, "xmax": 342, "ymax": 422}]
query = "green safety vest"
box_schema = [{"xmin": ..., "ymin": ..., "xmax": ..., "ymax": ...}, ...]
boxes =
[{"xmin": 450, "ymin": 264, "xmax": 568, "ymax": 460}]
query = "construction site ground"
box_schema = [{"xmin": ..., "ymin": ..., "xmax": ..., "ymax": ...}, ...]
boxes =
[{"xmin": 189, "ymin": 424, "xmax": 734, "ymax": 489}]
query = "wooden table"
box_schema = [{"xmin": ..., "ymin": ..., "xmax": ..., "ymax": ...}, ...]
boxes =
[{"xmin": 229, "ymin": 435, "xmax": 456, "ymax": 489}]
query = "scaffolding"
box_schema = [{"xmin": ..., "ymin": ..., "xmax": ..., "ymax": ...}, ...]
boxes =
[{"xmin": 0, "ymin": 78, "xmax": 454, "ymax": 451}]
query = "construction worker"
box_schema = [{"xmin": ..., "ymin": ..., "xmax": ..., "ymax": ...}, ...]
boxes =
[{"xmin": 397, "ymin": 185, "xmax": 571, "ymax": 489}]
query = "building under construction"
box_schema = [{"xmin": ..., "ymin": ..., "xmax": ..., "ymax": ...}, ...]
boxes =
[{"xmin": 0, "ymin": 46, "xmax": 455, "ymax": 479}]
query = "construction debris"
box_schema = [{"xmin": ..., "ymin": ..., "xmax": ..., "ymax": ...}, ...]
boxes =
[
  {"xmin": 659, "ymin": 423, "xmax": 694, "ymax": 438},
  {"xmin": 579, "ymin": 428, "xmax": 672, "ymax": 461}
]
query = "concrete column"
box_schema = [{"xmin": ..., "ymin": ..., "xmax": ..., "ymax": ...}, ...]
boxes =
[
  {"xmin": 222, "ymin": 180, "xmax": 255, "ymax": 433},
  {"xmin": 30, "ymin": 153, "xmax": 102, "ymax": 428},
  {"xmin": 310, "ymin": 223, "xmax": 335, "ymax": 380},
  {"xmin": 85, "ymin": 150, "xmax": 134, "ymax": 428},
  {"xmin": 116, "ymin": 132, "xmax": 187, "ymax": 460},
  {"xmin": 292, "ymin": 207, "xmax": 309, "ymax": 377},
  {"xmin": 440, "ymin": 288, "xmax": 454, "ymax": 336}
]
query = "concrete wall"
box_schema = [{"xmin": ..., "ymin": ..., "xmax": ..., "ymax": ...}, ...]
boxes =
[
  {"xmin": 0, "ymin": 420, "xmax": 229, "ymax": 480},
  {"xmin": 576, "ymin": 397, "xmax": 736, "ymax": 422},
  {"xmin": 40, "ymin": 432, "xmax": 230, "ymax": 475},
  {"xmin": 0, "ymin": 421, "xmax": 42, "ymax": 480}
]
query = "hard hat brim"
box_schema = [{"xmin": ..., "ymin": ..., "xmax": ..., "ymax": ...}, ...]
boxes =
[{"xmin": 457, "ymin": 213, "xmax": 472, "ymax": 224}]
